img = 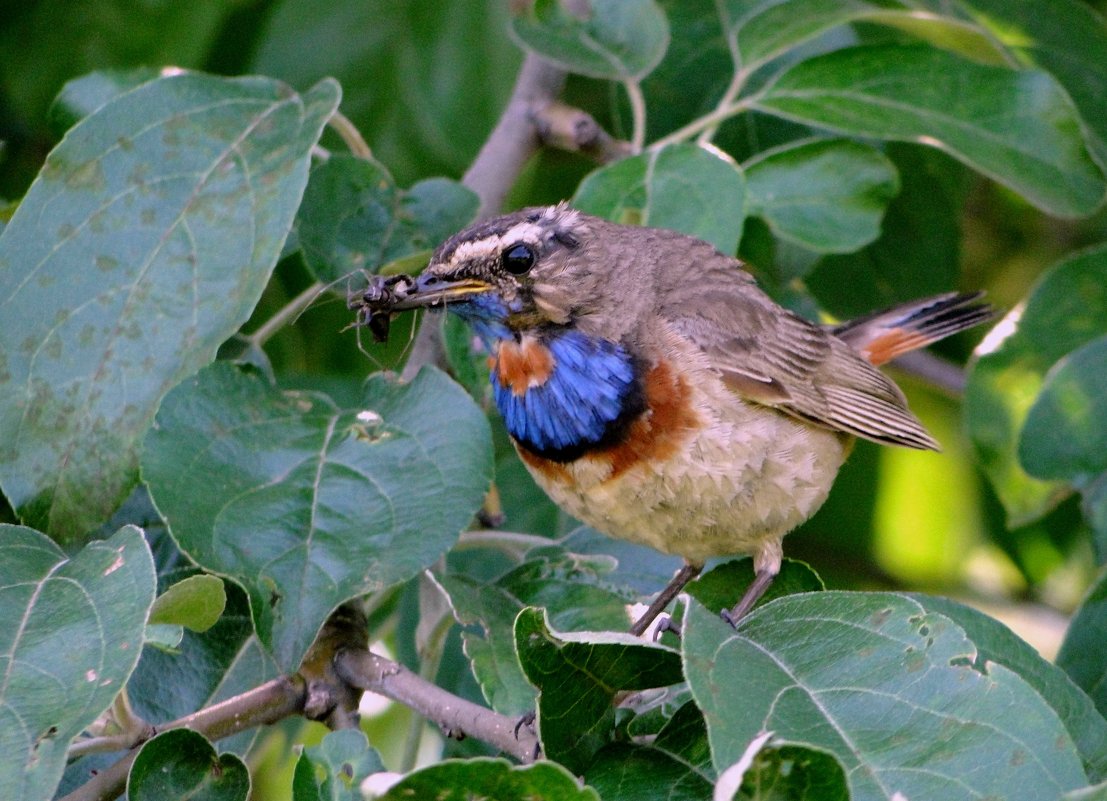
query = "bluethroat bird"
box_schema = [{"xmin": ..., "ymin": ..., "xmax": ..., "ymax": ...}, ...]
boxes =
[{"xmin": 357, "ymin": 204, "xmax": 993, "ymax": 635}]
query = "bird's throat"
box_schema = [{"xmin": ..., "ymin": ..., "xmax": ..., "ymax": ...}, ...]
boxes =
[{"xmin": 491, "ymin": 330, "xmax": 646, "ymax": 462}]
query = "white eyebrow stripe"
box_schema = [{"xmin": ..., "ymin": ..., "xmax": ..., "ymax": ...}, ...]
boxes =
[{"xmin": 450, "ymin": 237, "xmax": 503, "ymax": 263}]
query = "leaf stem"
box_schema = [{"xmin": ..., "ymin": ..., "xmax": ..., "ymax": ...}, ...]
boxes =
[
  {"xmin": 327, "ymin": 110, "xmax": 373, "ymax": 159},
  {"xmin": 696, "ymin": 66, "xmax": 750, "ymax": 145},
  {"xmin": 650, "ymin": 95, "xmax": 757, "ymax": 150},
  {"xmin": 246, "ymin": 281, "xmax": 326, "ymax": 349},
  {"xmin": 624, "ymin": 78, "xmax": 647, "ymax": 153}
]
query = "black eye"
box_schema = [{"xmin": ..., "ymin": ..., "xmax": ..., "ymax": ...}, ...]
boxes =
[{"xmin": 501, "ymin": 243, "xmax": 536, "ymax": 275}]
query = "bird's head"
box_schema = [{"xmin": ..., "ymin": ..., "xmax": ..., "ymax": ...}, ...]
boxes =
[{"xmin": 385, "ymin": 204, "xmax": 644, "ymax": 343}]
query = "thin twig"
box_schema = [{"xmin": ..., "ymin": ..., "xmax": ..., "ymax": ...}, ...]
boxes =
[
  {"xmin": 60, "ymin": 677, "xmax": 306, "ymax": 801},
  {"xmin": 246, "ymin": 281, "xmax": 325, "ymax": 349},
  {"xmin": 335, "ymin": 649, "xmax": 539, "ymax": 763},
  {"xmin": 696, "ymin": 67, "xmax": 750, "ymax": 145}
]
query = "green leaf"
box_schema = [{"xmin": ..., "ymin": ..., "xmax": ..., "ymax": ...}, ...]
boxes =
[
  {"xmin": 0, "ymin": 525, "xmax": 155, "ymax": 801},
  {"xmin": 377, "ymin": 757, "xmax": 600, "ymax": 801},
  {"xmin": 438, "ymin": 549, "xmax": 634, "ymax": 715},
  {"xmin": 683, "ymin": 592, "xmax": 1088, "ymax": 801},
  {"xmin": 935, "ymin": 0, "xmax": 1107, "ymax": 170},
  {"xmin": 293, "ymin": 729, "xmax": 384, "ymax": 801},
  {"xmin": 296, "ymin": 155, "xmax": 478, "ymax": 283},
  {"xmin": 1058, "ymin": 571, "xmax": 1107, "ymax": 723},
  {"xmin": 510, "ymin": 0, "xmax": 670, "ymax": 81},
  {"xmin": 149, "ymin": 574, "xmax": 227, "ymax": 633},
  {"xmin": 1020, "ymin": 336, "xmax": 1107, "ymax": 483},
  {"xmin": 144, "ymin": 623, "xmax": 184, "ymax": 650},
  {"xmin": 128, "ymin": 729, "xmax": 249, "ymax": 801},
  {"xmin": 47, "ymin": 68, "xmax": 160, "ymax": 134},
  {"xmin": 807, "ymin": 143, "xmax": 964, "ymax": 315},
  {"xmin": 0, "ymin": 73, "xmax": 340, "ymax": 542},
  {"xmin": 720, "ymin": 0, "xmax": 1010, "ymax": 70},
  {"xmin": 143, "ymin": 363, "xmax": 492, "ymax": 672},
  {"xmin": 585, "ymin": 702, "xmax": 715, "ymax": 800},
  {"xmin": 682, "ymin": 558, "xmax": 823, "ymax": 622},
  {"xmin": 755, "ymin": 44, "xmax": 1105, "ymax": 217},
  {"xmin": 573, "ymin": 143, "xmax": 746, "ymax": 254},
  {"xmin": 913, "ymin": 594, "xmax": 1107, "ymax": 781},
  {"xmin": 965, "ymin": 245, "xmax": 1107, "ymax": 526},
  {"xmin": 585, "ymin": 743, "xmax": 713, "ymax": 801},
  {"xmin": 729, "ymin": 742, "xmax": 849, "ymax": 801},
  {"xmin": 514, "ymin": 607, "xmax": 683, "ymax": 773},
  {"xmin": 744, "ymin": 138, "xmax": 899, "ymax": 253}
]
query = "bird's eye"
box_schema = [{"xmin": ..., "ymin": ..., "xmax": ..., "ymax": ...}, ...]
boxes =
[{"xmin": 501, "ymin": 243, "xmax": 536, "ymax": 275}]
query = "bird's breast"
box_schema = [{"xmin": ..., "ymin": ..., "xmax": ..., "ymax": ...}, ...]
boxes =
[
  {"xmin": 490, "ymin": 330, "xmax": 647, "ymax": 462},
  {"xmin": 499, "ymin": 336, "xmax": 850, "ymax": 563}
]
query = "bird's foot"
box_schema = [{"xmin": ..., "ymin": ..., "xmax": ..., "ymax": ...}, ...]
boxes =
[{"xmin": 654, "ymin": 615, "xmax": 682, "ymax": 640}]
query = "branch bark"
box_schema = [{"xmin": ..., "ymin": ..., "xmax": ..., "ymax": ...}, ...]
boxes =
[
  {"xmin": 60, "ymin": 676, "xmax": 306, "ymax": 801},
  {"xmin": 335, "ymin": 648, "xmax": 540, "ymax": 763}
]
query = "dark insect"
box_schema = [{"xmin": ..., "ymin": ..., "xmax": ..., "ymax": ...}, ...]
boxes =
[{"xmin": 348, "ymin": 273, "xmax": 416, "ymax": 344}]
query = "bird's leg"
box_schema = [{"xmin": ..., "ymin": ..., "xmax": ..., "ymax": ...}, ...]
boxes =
[
  {"xmin": 720, "ymin": 568, "xmax": 776, "ymax": 627},
  {"xmin": 629, "ymin": 561, "xmax": 703, "ymax": 637}
]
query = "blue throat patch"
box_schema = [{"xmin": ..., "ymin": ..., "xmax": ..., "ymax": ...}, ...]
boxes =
[{"xmin": 491, "ymin": 329, "xmax": 645, "ymax": 462}]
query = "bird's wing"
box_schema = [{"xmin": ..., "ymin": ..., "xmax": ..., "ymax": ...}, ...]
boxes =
[{"xmin": 663, "ymin": 281, "xmax": 939, "ymax": 450}]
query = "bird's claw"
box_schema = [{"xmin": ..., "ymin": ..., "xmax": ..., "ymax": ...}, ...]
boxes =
[
  {"xmin": 654, "ymin": 615, "xmax": 682, "ymax": 640},
  {"xmin": 514, "ymin": 710, "xmax": 536, "ymax": 739}
]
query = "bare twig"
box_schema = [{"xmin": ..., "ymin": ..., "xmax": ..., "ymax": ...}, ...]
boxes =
[
  {"xmin": 60, "ymin": 677, "xmax": 306, "ymax": 801},
  {"xmin": 335, "ymin": 648, "xmax": 540, "ymax": 763},
  {"xmin": 891, "ymin": 350, "xmax": 971, "ymax": 397},
  {"xmin": 530, "ymin": 100, "xmax": 631, "ymax": 164},
  {"xmin": 246, "ymin": 281, "xmax": 326, "ymax": 349}
]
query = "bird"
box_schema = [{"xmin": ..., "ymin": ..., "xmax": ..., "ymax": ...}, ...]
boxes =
[{"xmin": 359, "ymin": 203, "xmax": 994, "ymax": 635}]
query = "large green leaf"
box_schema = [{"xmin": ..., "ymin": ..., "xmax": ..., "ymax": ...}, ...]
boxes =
[
  {"xmin": 1058, "ymin": 571, "xmax": 1107, "ymax": 723},
  {"xmin": 719, "ymin": 0, "xmax": 1009, "ymax": 71},
  {"xmin": 296, "ymin": 154, "xmax": 478, "ymax": 283},
  {"xmin": 573, "ymin": 143, "xmax": 746, "ymax": 254},
  {"xmin": 744, "ymin": 138, "xmax": 899, "ymax": 253},
  {"xmin": 584, "ymin": 702, "xmax": 715, "ymax": 801},
  {"xmin": 378, "ymin": 758, "xmax": 600, "ymax": 801},
  {"xmin": 1020, "ymin": 336, "xmax": 1107, "ymax": 483},
  {"xmin": 965, "ymin": 245, "xmax": 1107, "ymax": 526},
  {"xmin": 933, "ymin": 0, "xmax": 1107, "ymax": 169},
  {"xmin": 914, "ymin": 594, "xmax": 1107, "ymax": 781},
  {"xmin": 439, "ymin": 549, "xmax": 634, "ymax": 715},
  {"xmin": 0, "ymin": 525, "xmax": 155, "ymax": 801},
  {"xmin": 128, "ymin": 729, "xmax": 249, "ymax": 801},
  {"xmin": 142, "ymin": 363, "xmax": 493, "ymax": 671},
  {"xmin": 755, "ymin": 44, "xmax": 1105, "ymax": 217},
  {"xmin": 684, "ymin": 592, "xmax": 1088, "ymax": 801},
  {"xmin": 510, "ymin": 0, "xmax": 670, "ymax": 81},
  {"xmin": 514, "ymin": 607, "xmax": 683, "ymax": 774},
  {"xmin": 0, "ymin": 73, "xmax": 340, "ymax": 542}
]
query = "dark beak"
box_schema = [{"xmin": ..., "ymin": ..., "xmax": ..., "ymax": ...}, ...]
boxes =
[{"xmin": 371, "ymin": 271, "xmax": 493, "ymax": 312}]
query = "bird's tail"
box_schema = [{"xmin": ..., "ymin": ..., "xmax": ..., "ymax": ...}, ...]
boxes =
[{"xmin": 831, "ymin": 292, "xmax": 995, "ymax": 366}]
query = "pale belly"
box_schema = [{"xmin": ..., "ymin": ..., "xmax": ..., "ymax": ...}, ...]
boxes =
[{"xmin": 518, "ymin": 375, "xmax": 850, "ymax": 572}]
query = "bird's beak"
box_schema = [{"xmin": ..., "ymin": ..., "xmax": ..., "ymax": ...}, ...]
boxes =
[{"xmin": 384, "ymin": 270, "xmax": 494, "ymax": 311}]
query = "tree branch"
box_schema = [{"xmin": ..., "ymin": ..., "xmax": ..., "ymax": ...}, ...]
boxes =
[
  {"xmin": 335, "ymin": 648, "xmax": 540, "ymax": 764},
  {"xmin": 61, "ymin": 676, "xmax": 306, "ymax": 801}
]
